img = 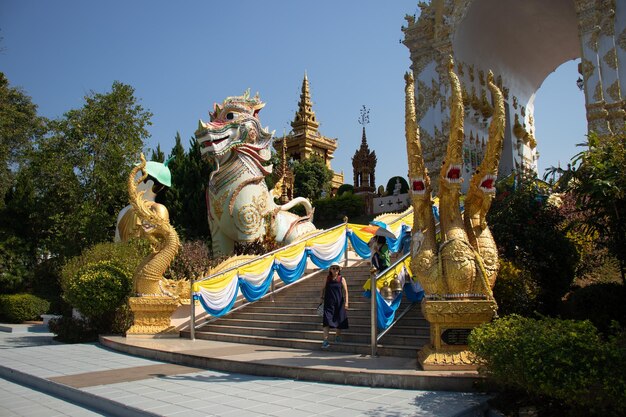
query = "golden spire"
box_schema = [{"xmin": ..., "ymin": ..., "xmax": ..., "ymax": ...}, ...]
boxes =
[{"xmin": 291, "ymin": 72, "xmax": 320, "ymax": 136}]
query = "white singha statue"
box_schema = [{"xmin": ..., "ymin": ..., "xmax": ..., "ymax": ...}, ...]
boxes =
[{"xmin": 195, "ymin": 90, "xmax": 316, "ymax": 255}]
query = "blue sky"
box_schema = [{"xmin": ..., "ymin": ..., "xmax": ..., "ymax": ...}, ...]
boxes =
[{"xmin": 1, "ymin": 0, "xmax": 587, "ymax": 185}]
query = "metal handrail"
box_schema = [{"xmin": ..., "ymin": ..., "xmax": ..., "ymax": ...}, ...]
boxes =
[
  {"xmin": 369, "ymin": 218, "xmax": 443, "ymax": 353},
  {"xmin": 190, "ymin": 220, "xmax": 350, "ymax": 339},
  {"xmin": 196, "ymin": 220, "xmax": 348, "ymax": 284}
]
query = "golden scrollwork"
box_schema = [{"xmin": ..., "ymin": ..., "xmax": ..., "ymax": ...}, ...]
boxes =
[
  {"xmin": 606, "ymin": 79, "xmax": 622, "ymax": 102},
  {"xmin": 594, "ymin": 81, "xmax": 604, "ymax": 101},
  {"xmin": 234, "ymin": 194, "xmax": 266, "ymax": 236},
  {"xmin": 580, "ymin": 58, "xmax": 595, "ymax": 79},
  {"xmin": 478, "ymin": 69, "xmax": 485, "ymax": 86},
  {"xmin": 603, "ymin": 48, "xmax": 618, "ymax": 70},
  {"xmin": 619, "ymin": 27, "xmax": 626, "ymax": 51}
]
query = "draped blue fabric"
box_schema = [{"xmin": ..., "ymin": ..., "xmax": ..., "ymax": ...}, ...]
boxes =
[
  {"xmin": 361, "ymin": 289, "xmax": 409, "ymax": 329},
  {"xmin": 275, "ymin": 255, "xmax": 308, "ymax": 284},
  {"xmin": 376, "ymin": 290, "xmax": 403, "ymax": 329},
  {"xmin": 238, "ymin": 269, "xmax": 275, "ymax": 301},
  {"xmin": 386, "ymin": 234, "xmax": 402, "ymax": 253},
  {"xmin": 195, "ymin": 290, "xmax": 238, "ymax": 318},
  {"xmin": 348, "ymin": 230, "xmax": 372, "ymax": 258},
  {"xmin": 308, "ymin": 247, "xmax": 346, "ymax": 269},
  {"xmin": 403, "ymin": 282, "xmax": 425, "ymax": 302}
]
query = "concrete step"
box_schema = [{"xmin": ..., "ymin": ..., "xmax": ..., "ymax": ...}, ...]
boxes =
[
  {"xmin": 181, "ymin": 330, "xmax": 421, "ymax": 358},
  {"xmin": 193, "ymin": 258, "xmax": 431, "ymax": 358}
]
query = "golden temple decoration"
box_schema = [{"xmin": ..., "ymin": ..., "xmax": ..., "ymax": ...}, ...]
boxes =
[
  {"xmin": 607, "ymin": 79, "xmax": 622, "ymax": 102},
  {"xmin": 603, "ymin": 48, "xmax": 618, "ymax": 70},
  {"xmin": 594, "ymin": 81, "xmax": 604, "ymax": 102},
  {"xmin": 480, "ymin": 89, "xmax": 493, "ymax": 119},
  {"xmin": 478, "ymin": 70, "xmax": 485, "ymax": 86},
  {"xmin": 580, "ymin": 58, "xmax": 595, "ymax": 80},
  {"xmin": 405, "ymin": 60, "xmax": 502, "ymax": 370},
  {"xmin": 126, "ymin": 154, "xmax": 182, "ymax": 337},
  {"xmin": 468, "ymin": 63, "xmax": 475, "ymax": 82},
  {"xmin": 512, "ymin": 96, "xmax": 518, "ymax": 109},
  {"xmin": 618, "ymin": 27, "xmax": 626, "ymax": 51}
]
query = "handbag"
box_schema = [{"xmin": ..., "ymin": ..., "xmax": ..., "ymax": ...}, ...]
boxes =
[{"xmin": 316, "ymin": 302, "xmax": 324, "ymax": 317}]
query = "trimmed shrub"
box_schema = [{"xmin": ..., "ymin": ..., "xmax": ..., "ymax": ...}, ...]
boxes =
[
  {"xmin": 562, "ymin": 283, "xmax": 626, "ymax": 335},
  {"xmin": 0, "ymin": 293, "xmax": 50, "ymax": 323},
  {"xmin": 64, "ymin": 260, "xmax": 132, "ymax": 319},
  {"xmin": 469, "ymin": 315, "xmax": 626, "ymax": 416},
  {"xmin": 60, "ymin": 239, "xmax": 150, "ymax": 296}
]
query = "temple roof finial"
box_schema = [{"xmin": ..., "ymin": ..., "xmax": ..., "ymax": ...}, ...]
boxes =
[{"xmin": 291, "ymin": 72, "xmax": 319, "ymax": 135}]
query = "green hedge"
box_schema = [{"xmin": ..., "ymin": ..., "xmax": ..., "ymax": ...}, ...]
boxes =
[
  {"xmin": 469, "ymin": 315, "xmax": 626, "ymax": 416},
  {"xmin": 64, "ymin": 260, "xmax": 132, "ymax": 319},
  {"xmin": 0, "ymin": 293, "xmax": 50, "ymax": 323}
]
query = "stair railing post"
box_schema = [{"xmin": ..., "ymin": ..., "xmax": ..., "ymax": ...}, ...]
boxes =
[
  {"xmin": 190, "ymin": 276, "xmax": 196, "ymax": 341},
  {"xmin": 370, "ymin": 266, "xmax": 378, "ymax": 357},
  {"xmin": 343, "ymin": 217, "xmax": 349, "ymax": 269}
]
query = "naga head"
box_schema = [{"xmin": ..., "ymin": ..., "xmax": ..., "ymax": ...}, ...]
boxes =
[
  {"xmin": 468, "ymin": 70, "xmax": 505, "ymax": 200},
  {"xmin": 439, "ymin": 56, "xmax": 465, "ymax": 193},
  {"xmin": 195, "ymin": 90, "xmax": 273, "ymax": 161}
]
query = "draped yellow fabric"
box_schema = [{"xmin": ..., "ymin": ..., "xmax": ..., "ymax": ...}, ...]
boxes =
[
  {"xmin": 195, "ymin": 269, "xmax": 238, "ymax": 291},
  {"xmin": 275, "ymin": 241, "xmax": 307, "ymax": 261},
  {"xmin": 348, "ymin": 223, "xmax": 376, "ymax": 242},
  {"xmin": 306, "ymin": 226, "xmax": 345, "ymax": 246},
  {"xmin": 238, "ymin": 256, "xmax": 274, "ymax": 276},
  {"xmin": 363, "ymin": 256, "xmax": 412, "ymax": 291}
]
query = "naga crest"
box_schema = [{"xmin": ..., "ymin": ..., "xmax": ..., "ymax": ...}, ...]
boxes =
[{"xmin": 195, "ymin": 90, "xmax": 273, "ymax": 165}]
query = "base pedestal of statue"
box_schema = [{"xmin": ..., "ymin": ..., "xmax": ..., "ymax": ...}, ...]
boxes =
[
  {"xmin": 126, "ymin": 296, "xmax": 180, "ymax": 337},
  {"xmin": 417, "ymin": 299, "xmax": 498, "ymax": 371}
]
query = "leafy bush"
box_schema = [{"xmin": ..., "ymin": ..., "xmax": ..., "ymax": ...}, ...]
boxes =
[
  {"xmin": 469, "ymin": 315, "xmax": 626, "ymax": 416},
  {"xmin": 313, "ymin": 193, "xmax": 365, "ymax": 228},
  {"xmin": 60, "ymin": 239, "xmax": 149, "ymax": 295},
  {"xmin": 562, "ymin": 283, "xmax": 626, "ymax": 335},
  {"xmin": 165, "ymin": 240, "xmax": 212, "ymax": 280},
  {"xmin": 488, "ymin": 171, "xmax": 578, "ymax": 315},
  {"xmin": 0, "ymin": 293, "xmax": 50, "ymax": 323},
  {"xmin": 48, "ymin": 315, "xmax": 98, "ymax": 343},
  {"xmin": 336, "ymin": 184, "xmax": 354, "ymax": 196},
  {"xmin": 64, "ymin": 260, "xmax": 132, "ymax": 320},
  {"xmin": 492, "ymin": 260, "xmax": 540, "ymax": 317}
]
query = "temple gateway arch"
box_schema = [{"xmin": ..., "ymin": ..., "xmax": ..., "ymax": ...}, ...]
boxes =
[{"xmin": 402, "ymin": 0, "xmax": 626, "ymax": 190}]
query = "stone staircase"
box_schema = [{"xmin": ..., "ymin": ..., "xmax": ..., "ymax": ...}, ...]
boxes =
[{"xmin": 182, "ymin": 259, "xmax": 430, "ymax": 358}]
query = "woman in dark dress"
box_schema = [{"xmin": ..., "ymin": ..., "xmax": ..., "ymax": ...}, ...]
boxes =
[{"xmin": 319, "ymin": 262, "xmax": 349, "ymax": 349}]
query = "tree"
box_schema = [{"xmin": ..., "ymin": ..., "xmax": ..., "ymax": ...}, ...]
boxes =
[
  {"xmin": 157, "ymin": 133, "xmax": 211, "ymax": 242},
  {"xmin": 0, "ymin": 72, "xmax": 46, "ymax": 207},
  {"xmin": 488, "ymin": 169, "xmax": 578, "ymax": 315},
  {"xmin": 385, "ymin": 176, "xmax": 409, "ymax": 195},
  {"xmin": 550, "ymin": 131, "xmax": 626, "ymax": 283},
  {"xmin": 336, "ymin": 184, "xmax": 354, "ymax": 196},
  {"xmin": 292, "ymin": 155, "xmax": 333, "ymax": 201},
  {"xmin": 23, "ymin": 81, "xmax": 152, "ymax": 263}
]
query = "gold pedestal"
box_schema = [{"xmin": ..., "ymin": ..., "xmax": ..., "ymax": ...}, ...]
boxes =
[
  {"xmin": 127, "ymin": 296, "xmax": 180, "ymax": 337},
  {"xmin": 418, "ymin": 299, "xmax": 497, "ymax": 371}
]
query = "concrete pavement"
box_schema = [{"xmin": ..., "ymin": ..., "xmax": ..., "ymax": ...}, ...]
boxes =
[{"xmin": 0, "ymin": 324, "xmax": 492, "ymax": 416}]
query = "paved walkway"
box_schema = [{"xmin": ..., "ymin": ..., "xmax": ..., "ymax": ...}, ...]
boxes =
[{"xmin": 0, "ymin": 324, "xmax": 491, "ymax": 416}]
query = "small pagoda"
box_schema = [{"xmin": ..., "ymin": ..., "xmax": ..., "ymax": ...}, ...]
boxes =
[{"xmin": 274, "ymin": 73, "xmax": 344, "ymax": 195}]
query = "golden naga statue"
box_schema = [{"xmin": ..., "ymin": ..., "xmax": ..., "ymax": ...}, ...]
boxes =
[
  {"xmin": 405, "ymin": 57, "xmax": 505, "ymax": 298},
  {"xmin": 128, "ymin": 154, "xmax": 182, "ymax": 297}
]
